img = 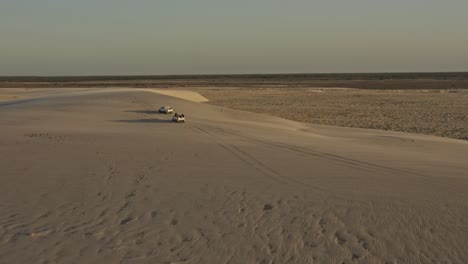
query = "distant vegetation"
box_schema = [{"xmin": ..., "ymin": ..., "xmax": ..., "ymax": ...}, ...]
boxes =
[
  {"xmin": 1, "ymin": 72, "xmax": 467, "ymax": 89},
  {"xmin": 1, "ymin": 72, "xmax": 468, "ymax": 82}
]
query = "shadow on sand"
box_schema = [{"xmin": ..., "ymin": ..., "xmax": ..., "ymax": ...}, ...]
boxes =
[
  {"xmin": 114, "ymin": 119, "xmax": 174, "ymax": 124},
  {"xmin": 125, "ymin": 110, "xmax": 165, "ymax": 115}
]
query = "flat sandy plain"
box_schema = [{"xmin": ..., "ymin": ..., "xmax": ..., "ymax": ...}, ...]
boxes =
[
  {"xmin": 2, "ymin": 73, "xmax": 467, "ymax": 140},
  {"xmin": 0, "ymin": 88, "xmax": 467, "ymax": 264},
  {"xmin": 195, "ymin": 87, "xmax": 468, "ymax": 140}
]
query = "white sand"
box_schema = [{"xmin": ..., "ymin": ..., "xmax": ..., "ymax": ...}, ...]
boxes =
[
  {"xmin": 0, "ymin": 88, "xmax": 467, "ymax": 263},
  {"xmin": 146, "ymin": 89, "xmax": 209, "ymax": 102}
]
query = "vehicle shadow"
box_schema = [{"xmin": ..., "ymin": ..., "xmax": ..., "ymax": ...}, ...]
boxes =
[
  {"xmin": 124, "ymin": 110, "xmax": 164, "ymax": 114},
  {"xmin": 113, "ymin": 119, "xmax": 174, "ymax": 124}
]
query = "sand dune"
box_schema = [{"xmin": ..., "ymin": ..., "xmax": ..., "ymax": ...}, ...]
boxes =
[
  {"xmin": 147, "ymin": 89, "xmax": 209, "ymax": 102},
  {"xmin": 0, "ymin": 88, "xmax": 467, "ymax": 263}
]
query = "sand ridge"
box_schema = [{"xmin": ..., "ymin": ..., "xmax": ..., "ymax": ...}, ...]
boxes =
[{"xmin": 144, "ymin": 89, "xmax": 209, "ymax": 103}]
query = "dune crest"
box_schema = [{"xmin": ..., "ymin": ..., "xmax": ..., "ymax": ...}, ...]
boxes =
[{"xmin": 145, "ymin": 89, "xmax": 209, "ymax": 102}]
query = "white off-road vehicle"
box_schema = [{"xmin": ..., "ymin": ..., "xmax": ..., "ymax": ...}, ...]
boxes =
[
  {"xmin": 159, "ymin": 106, "xmax": 174, "ymax": 114},
  {"xmin": 172, "ymin": 113, "xmax": 185, "ymax": 123}
]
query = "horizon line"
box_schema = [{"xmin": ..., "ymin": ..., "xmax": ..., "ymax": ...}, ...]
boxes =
[{"xmin": 1, "ymin": 71, "xmax": 468, "ymax": 78}]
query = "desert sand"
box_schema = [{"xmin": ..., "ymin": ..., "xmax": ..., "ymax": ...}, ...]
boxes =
[
  {"xmin": 195, "ymin": 87, "xmax": 468, "ymax": 140},
  {"xmin": 149, "ymin": 89, "xmax": 209, "ymax": 103},
  {"xmin": 1, "ymin": 88, "xmax": 467, "ymax": 263}
]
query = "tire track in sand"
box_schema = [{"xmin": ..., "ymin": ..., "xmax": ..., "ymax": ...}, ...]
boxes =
[
  {"xmin": 192, "ymin": 127, "xmax": 288, "ymax": 185},
  {"xmin": 206, "ymin": 126, "xmax": 437, "ymax": 184},
  {"xmin": 192, "ymin": 126, "xmax": 329, "ymax": 194}
]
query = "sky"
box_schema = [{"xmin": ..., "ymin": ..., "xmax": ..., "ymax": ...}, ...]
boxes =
[{"xmin": 1, "ymin": 0, "xmax": 468, "ymax": 75}]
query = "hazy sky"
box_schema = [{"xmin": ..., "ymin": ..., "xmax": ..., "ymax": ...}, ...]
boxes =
[{"xmin": 1, "ymin": 0, "xmax": 467, "ymax": 75}]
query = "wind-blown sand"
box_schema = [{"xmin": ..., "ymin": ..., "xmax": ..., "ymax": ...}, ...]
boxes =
[{"xmin": 0, "ymin": 88, "xmax": 467, "ymax": 263}]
